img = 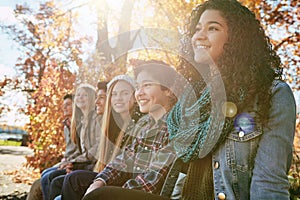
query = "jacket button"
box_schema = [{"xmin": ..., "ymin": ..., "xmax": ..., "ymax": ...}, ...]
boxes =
[
  {"xmin": 218, "ymin": 192, "xmax": 226, "ymax": 200},
  {"xmin": 214, "ymin": 161, "xmax": 220, "ymax": 169},
  {"xmin": 238, "ymin": 130, "xmax": 245, "ymax": 137}
]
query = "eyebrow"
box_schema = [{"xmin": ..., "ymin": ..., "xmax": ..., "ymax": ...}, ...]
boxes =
[
  {"xmin": 197, "ymin": 20, "xmax": 225, "ymax": 27},
  {"xmin": 137, "ymin": 80, "xmax": 157, "ymax": 84},
  {"xmin": 112, "ymin": 89, "xmax": 131, "ymax": 92}
]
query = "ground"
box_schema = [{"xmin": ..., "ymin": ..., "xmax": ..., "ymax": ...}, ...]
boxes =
[{"xmin": 0, "ymin": 146, "xmax": 33, "ymax": 199}]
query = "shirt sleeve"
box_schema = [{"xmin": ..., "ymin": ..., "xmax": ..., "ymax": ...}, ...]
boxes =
[
  {"xmin": 250, "ymin": 81, "xmax": 296, "ymax": 199},
  {"xmin": 94, "ymin": 141, "xmax": 138, "ymax": 186}
]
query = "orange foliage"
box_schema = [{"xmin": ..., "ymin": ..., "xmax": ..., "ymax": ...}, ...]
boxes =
[{"xmin": 25, "ymin": 66, "xmax": 75, "ymax": 171}]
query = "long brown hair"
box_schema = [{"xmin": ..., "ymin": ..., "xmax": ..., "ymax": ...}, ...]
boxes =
[{"xmin": 94, "ymin": 75, "xmax": 138, "ymax": 172}]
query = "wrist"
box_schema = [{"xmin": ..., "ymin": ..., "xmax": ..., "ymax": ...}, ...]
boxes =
[{"xmin": 93, "ymin": 177, "xmax": 106, "ymax": 185}]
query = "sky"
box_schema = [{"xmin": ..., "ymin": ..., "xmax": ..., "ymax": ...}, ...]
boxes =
[
  {"xmin": 0, "ymin": 3, "xmax": 19, "ymax": 78},
  {"xmin": 0, "ymin": 0, "xmax": 106, "ymax": 126},
  {"xmin": 0, "ymin": 1, "xmax": 43, "ymax": 126},
  {"xmin": 0, "ymin": 0, "xmax": 299, "ymax": 127}
]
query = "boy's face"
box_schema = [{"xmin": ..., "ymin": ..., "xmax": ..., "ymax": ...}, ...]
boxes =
[
  {"xmin": 135, "ymin": 71, "xmax": 170, "ymax": 114},
  {"xmin": 95, "ymin": 89, "xmax": 106, "ymax": 115},
  {"xmin": 63, "ymin": 98, "xmax": 73, "ymax": 118}
]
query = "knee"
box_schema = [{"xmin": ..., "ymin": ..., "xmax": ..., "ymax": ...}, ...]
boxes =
[
  {"xmin": 62, "ymin": 173, "xmax": 73, "ymax": 189},
  {"xmin": 41, "ymin": 173, "xmax": 50, "ymax": 184},
  {"xmin": 51, "ymin": 176, "xmax": 64, "ymax": 188},
  {"xmin": 83, "ymin": 187, "xmax": 111, "ymax": 200}
]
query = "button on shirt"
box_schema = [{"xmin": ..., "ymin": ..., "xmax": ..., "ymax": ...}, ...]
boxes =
[{"xmin": 95, "ymin": 113, "xmax": 176, "ymax": 194}]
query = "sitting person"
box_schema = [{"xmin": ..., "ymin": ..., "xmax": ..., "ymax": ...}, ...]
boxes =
[
  {"xmin": 82, "ymin": 60, "xmax": 179, "ymax": 200},
  {"xmin": 41, "ymin": 83, "xmax": 103, "ymax": 200},
  {"xmin": 26, "ymin": 93, "xmax": 75, "ymax": 200},
  {"xmin": 58, "ymin": 75, "xmax": 142, "ymax": 200},
  {"xmin": 108, "ymin": 0, "xmax": 296, "ymax": 199}
]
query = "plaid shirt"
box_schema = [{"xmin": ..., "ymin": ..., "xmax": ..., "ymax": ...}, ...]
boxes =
[{"xmin": 95, "ymin": 113, "xmax": 176, "ymax": 194}]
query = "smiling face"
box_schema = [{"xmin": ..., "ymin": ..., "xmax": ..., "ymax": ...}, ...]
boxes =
[
  {"xmin": 95, "ymin": 89, "xmax": 107, "ymax": 115},
  {"xmin": 135, "ymin": 71, "xmax": 171, "ymax": 116},
  {"xmin": 111, "ymin": 80, "xmax": 135, "ymax": 115},
  {"xmin": 63, "ymin": 98, "xmax": 73, "ymax": 118},
  {"xmin": 191, "ymin": 9, "xmax": 228, "ymax": 64},
  {"xmin": 75, "ymin": 88, "xmax": 90, "ymax": 112}
]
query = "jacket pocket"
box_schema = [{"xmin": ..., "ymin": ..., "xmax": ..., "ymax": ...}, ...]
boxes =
[{"xmin": 225, "ymin": 125, "xmax": 263, "ymax": 172}]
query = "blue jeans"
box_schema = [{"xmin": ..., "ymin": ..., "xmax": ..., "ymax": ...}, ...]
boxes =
[
  {"xmin": 41, "ymin": 167, "xmax": 57, "ymax": 200},
  {"xmin": 49, "ymin": 174, "xmax": 65, "ymax": 200},
  {"xmin": 41, "ymin": 167, "xmax": 65, "ymax": 200}
]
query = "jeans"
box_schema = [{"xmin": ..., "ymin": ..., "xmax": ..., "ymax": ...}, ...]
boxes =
[
  {"xmin": 49, "ymin": 174, "xmax": 65, "ymax": 200},
  {"xmin": 54, "ymin": 195, "xmax": 61, "ymax": 200},
  {"xmin": 41, "ymin": 167, "xmax": 58, "ymax": 200},
  {"xmin": 82, "ymin": 186, "xmax": 169, "ymax": 200},
  {"xmin": 61, "ymin": 170, "xmax": 97, "ymax": 200},
  {"xmin": 41, "ymin": 168, "xmax": 66, "ymax": 200}
]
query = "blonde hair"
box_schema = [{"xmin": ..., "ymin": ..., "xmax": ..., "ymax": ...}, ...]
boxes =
[
  {"xmin": 70, "ymin": 84, "xmax": 96, "ymax": 144},
  {"xmin": 94, "ymin": 77, "xmax": 136, "ymax": 172}
]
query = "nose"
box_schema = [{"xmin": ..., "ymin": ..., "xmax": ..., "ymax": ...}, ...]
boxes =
[
  {"xmin": 95, "ymin": 96, "xmax": 100, "ymax": 104},
  {"xmin": 77, "ymin": 95, "xmax": 83, "ymax": 100},
  {"xmin": 113, "ymin": 93, "xmax": 124, "ymax": 101},
  {"xmin": 135, "ymin": 87, "xmax": 145, "ymax": 97},
  {"xmin": 192, "ymin": 29, "xmax": 206, "ymax": 40}
]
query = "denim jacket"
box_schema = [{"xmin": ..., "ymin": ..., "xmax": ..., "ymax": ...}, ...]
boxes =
[{"xmin": 162, "ymin": 80, "xmax": 296, "ymax": 200}]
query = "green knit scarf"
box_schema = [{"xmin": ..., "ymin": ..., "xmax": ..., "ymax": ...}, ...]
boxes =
[{"xmin": 167, "ymin": 82, "xmax": 234, "ymax": 163}]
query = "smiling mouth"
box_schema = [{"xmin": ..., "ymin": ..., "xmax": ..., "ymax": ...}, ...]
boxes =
[
  {"xmin": 114, "ymin": 103, "xmax": 125, "ymax": 107},
  {"xmin": 195, "ymin": 45, "xmax": 209, "ymax": 50},
  {"xmin": 194, "ymin": 41, "xmax": 209, "ymax": 49},
  {"xmin": 137, "ymin": 99, "xmax": 149, "ymax": 105}
]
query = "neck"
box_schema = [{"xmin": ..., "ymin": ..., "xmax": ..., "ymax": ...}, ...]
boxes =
[
  {"xmin": 81, "ymin": 108, "xmax": 90, "ymax": 119},
  {"xmin": 120, "ymin": 112, "xmax": 131, "ymax": 124},
  {"xmin": 149, "ymin": 105, "xmax": 167, "ymax": 122}
]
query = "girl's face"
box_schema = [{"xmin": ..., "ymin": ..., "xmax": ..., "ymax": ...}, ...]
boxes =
[
  {"xmin": 75, "ymin": 88, "xmax": 90, "ymax": 111},
  {"xmin": 111, "ymin": 81, "xmax": 135, "ymax": 114},
  {"xmin": 135, "ymin": 71, "xmax": 170, "ymax": 114},
  {"xmin": 191, "ymin": 9, "xmax": 228, "ymax": 64}
]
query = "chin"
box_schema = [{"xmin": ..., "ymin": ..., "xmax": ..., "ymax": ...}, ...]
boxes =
[
  {"xmin": 96, "ymin": 109, "xmax": 103, "ymax": 115},
  {"xmin": 194, "ymin": 56, "xmax": 209, "ymax": 64},
  {"xmin": 139, "ymin": 107, "xmax": 149, "ymax": 114}
]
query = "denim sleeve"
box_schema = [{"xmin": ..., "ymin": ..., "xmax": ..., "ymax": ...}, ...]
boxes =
[{"xmin": 250, "ymin": 81, "xmax": 296, "ymax": 200}]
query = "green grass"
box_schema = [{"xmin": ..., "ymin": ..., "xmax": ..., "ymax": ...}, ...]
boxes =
[{"xmin": 0, "ymin": 140, "xmax": 21, "ymax": 146}]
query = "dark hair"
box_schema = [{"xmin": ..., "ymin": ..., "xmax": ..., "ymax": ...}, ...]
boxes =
[
  {"xmin": 133, "ymin": 60, "xmax": 177, "ymax": 90},
  {"xmin": 133, "ymin": 59, "xmax": 179, "ymax": 108},
  {"xmin": 181, "ymin": 0, "xmax": 282, "ymax": 124},
  {"xmin": 97, "ymin": 81, "xmax": 108, "ymax": 91},
  {"xmin": 63, "ymin": 93, "xmax": 73, "ymax": 101}
]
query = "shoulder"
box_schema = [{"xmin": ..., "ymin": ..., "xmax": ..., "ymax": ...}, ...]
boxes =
[
  {"xmin": 271, "ymin": 80, "xmax": 295, "ymax": 104},
  {"xmin": 271, "ymin": 79, "xmax": 293, "ymax": 94},
  {"xmin": 269, "ymin": 79, "xmax": 296, "ymax": 120}
]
